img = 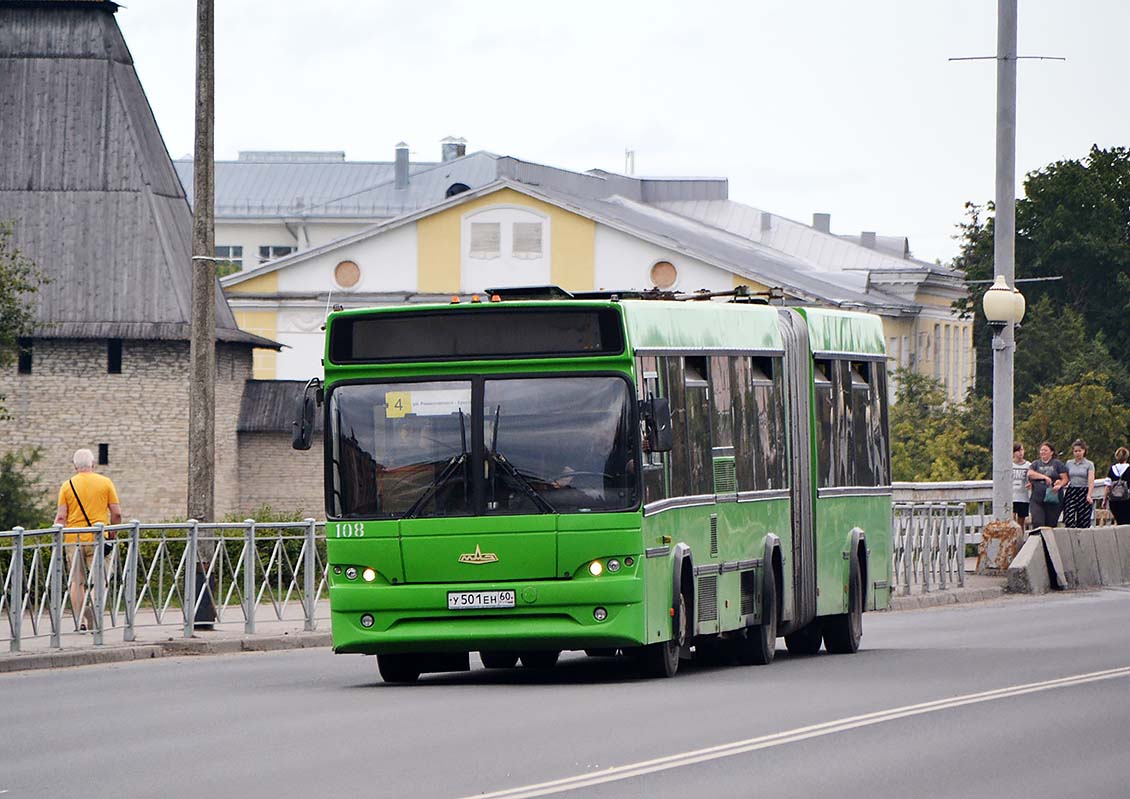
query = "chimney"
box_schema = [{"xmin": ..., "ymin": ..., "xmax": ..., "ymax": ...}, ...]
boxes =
[
  {"xmin": 861, "ymin": 231, "xmax": 877, "ymax": 249},
  {"xmin": 394, "ymin": 142, "xmax": 409, "ymax": 189},
  {"xmin": 760, "ymin": 212, "xmax": 772, "ymax": 233},
  {"xmin": 441, "ymin": 136, "xmax": 467, "ymax": 162},
  {"xmin": 812, "ymin": 212, "xmax": 831, "ymax": 233}
]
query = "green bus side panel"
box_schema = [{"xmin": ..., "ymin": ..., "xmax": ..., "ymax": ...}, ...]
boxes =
[
  {"xmin": 799, "ymin": 308, "xmax": 886, "ymax": 355},
  {"xmin": 621, "ymin": 301, "xmax": 784, "ymax": 352},
  {"xmin": 814, "ymin": 495, "xmax": 893, "ymax": 616},
  {"xmin": 639, "ymin": 498, "xmax": 791, "ymax": 638}
]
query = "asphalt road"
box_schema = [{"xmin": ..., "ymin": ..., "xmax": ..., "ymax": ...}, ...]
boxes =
[{"xmin": 4, "ymin": 589, "xmax": 1130, "ymax": 799}]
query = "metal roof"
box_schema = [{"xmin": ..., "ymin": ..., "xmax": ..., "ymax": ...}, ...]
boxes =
[
  {"xmin": 0, "ymin": 1, "xmax": 274, "ymax": 347},
  {"xmin": 238, "ymin": 380, "xmax": 322, "ymax": 433}
]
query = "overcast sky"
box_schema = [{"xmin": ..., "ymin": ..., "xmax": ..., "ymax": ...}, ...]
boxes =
[{"xmin": 116, "ymin": 0, "xmax": 1130, "ymax": 265}]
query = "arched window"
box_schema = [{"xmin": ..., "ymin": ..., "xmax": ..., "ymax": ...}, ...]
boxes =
[{"xmin": 446, "ymin": 183, "xmax": 471, "ymax": 198}]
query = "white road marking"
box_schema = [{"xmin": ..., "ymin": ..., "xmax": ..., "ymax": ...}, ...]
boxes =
[{"xmin": 459, "ymin": 665, "xmax": 1130, "ymax": 799}]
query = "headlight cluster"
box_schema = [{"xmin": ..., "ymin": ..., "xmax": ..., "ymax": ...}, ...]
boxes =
[
  {"xmin": 334, "ymin": 565, "xmax": 379, "ymax": 583},
  {"xmin": 585, "ymin": 556, "xmax": 635, "ymax": 577}
]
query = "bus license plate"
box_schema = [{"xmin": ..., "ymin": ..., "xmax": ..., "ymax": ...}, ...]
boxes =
[{"xmin": 447, "ymin": 590, "xmax": 516, "ymax": 610}]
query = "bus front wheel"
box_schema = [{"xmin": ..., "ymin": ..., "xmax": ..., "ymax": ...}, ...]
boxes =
[
  {"xmin": 377, "ymin": 653, "xmax": 421, "ymax": 683},
  {"xmin": 644, "ymin": 590, "xmax": 688, "ymax": 678},
  {"xmin": 823, "ymin": 556, "xmax": 863, "ymax": 654}
]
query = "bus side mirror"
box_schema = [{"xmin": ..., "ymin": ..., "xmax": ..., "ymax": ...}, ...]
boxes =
[
  {"xmin": 641, "ymin": 397, "xmax": 673, "ymax": 453},
  {"xmin": 292, "ymin": 379, "xmax": 322, "ymax": 451}
]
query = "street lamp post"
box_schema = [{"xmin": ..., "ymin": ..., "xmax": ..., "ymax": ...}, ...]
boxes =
[{"xmin": 983, "ymin": 275, "xmax": 1026, "ymax": 522}]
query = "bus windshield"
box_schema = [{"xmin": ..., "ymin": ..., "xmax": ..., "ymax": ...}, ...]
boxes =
[{"xmin": 329, "ymin": 376, "xmax": 639, "ymax": 519}]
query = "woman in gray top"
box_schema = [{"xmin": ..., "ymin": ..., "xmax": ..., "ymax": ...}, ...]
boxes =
[
  {"xmin": 1027, "ymin": 441, "xmax": 1068, "ymax": 528},
  {"xmin": 1062, "ymin": 438, "xmax": 1095, "ymax": 528}
]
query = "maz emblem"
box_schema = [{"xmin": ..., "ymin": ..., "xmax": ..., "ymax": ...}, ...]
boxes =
[{"xmin": 459, "ymin": 545, "xmax": 499, "ymax": 564}]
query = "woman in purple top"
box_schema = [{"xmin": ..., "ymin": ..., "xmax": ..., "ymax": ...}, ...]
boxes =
[{"xmin": 1027, "ymin": 441, "xmax": 1068, "ymax": 528}]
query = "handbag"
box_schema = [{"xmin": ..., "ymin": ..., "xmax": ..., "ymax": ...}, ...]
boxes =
[
  {"xmin": 1042, "ymin": 481, "xmax": 1060, "ymax": 504},
  {"xmin": 69, "ymin": 479, "xmax": 114, "ymax": 555}
]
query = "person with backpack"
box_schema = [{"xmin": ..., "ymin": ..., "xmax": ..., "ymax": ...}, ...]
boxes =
[{"xmin": 1106, "ymin": 446, "xmax": 1130, "ymax": 524}]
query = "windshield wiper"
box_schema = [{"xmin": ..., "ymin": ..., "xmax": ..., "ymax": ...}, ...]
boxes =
[
  {"xmin": 487, "ymin": 405, "xmax": 555, "ymax": 514},
  {"xmin": 403, "ymin": 410, "xmax": 468, "ymax": 519}
]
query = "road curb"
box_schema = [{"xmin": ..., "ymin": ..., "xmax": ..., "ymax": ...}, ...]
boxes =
[
  {"xmin": 887, "ymin": 585, "xmax": 1006, "ymax": 611},
  {"xmin": 0, "ymin": 631, "xmax": 333, "ymax": 674}
]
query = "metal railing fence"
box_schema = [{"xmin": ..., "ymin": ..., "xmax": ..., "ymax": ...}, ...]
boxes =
[{"xmin": 1, "ymin": 519, "xmax": 327, "ymax": 653}]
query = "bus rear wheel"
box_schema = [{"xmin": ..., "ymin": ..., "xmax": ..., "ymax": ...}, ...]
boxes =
[
  {"xmin": 823, "ymin": 556, "xmax": 863, "ymax": 654},
  {"xmin": 520, "ymin": 650, "xmax": 560, "ymax": 669},
  {"xmin": 644, "ymin": 590, "xmax": 688, "ymax": 678},
  {"xmin": 737, "ymin": 570, "xmax": 776, "ymax": 666},
  {"xmin": 480, "ymin": 651, "xmax": 519, "ymax": 669},
  {"xmin": 377, "ymin": 653, "xmax": 421, "ymax": 683},
  {"xmin": 785, "ymin": 622, "xmax": 823, "ymax": 655}
]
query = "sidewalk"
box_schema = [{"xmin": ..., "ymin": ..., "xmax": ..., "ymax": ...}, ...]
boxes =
[
  {"xmin": 0, "ymin": 602, "xmax": 332, "ymax": 674},
  {"xmin": 3, "ymin": 571, "xmax": 1010, "ymax": 674}
]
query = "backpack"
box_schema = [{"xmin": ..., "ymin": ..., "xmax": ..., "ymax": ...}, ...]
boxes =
[{"xmin": 1112, "ymin": 475, "xmax": 1129, "ymax": 502}]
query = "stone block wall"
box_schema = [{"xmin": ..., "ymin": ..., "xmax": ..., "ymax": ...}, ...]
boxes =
[
  {"xmin": 237, "ymin": 432, "xmax": 325, "ymax": 519},
  {"xmin": 0, "ymin": 338, "xmax": 254, "ymax": 524}
]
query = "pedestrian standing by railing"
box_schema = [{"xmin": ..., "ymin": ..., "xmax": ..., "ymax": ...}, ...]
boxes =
[
  {"xmin": 1062, "ymin": 439, "xmax": 1095, "ymax": 529},
  {"xmin": 54, "ymin": 448, "xmax": 122, "ymax": 631},
  {"xmin": 1028, "ymin": 441, "xmax": 1068, "ymax": 528},
  {"xmin": 1105, "ymin": 446, "xmax": 1130, "ymax": 524},
  {"xmin": 1011, "ymin": 442, "xmax": 1031, "ymax": 530}
]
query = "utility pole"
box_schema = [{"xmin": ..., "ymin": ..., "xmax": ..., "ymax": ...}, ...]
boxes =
[
  {"xmin": 990, "ymin": 0, "xmax": 1017, "ymax": 522},
  {"xmin": 188, "ymin": 0, "xmax": 216, "ymax": 622}
]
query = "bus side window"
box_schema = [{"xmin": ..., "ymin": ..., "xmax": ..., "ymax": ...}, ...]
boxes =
[
  {"xmin": 871, "ymin": 362, "xmax": 891, "ymax": 485},
  {"xmin": 637, "ymin": 355, "xmax": 665, "ymax": 504},
  {"xmin": 813, "ymin": 360, "xmax": 834, "ymax": 488},
  {"xmin": 834, "ymin": 360, "xmax": 852, "ymax": 487},
  {"xmin": 851, "ymin": 362, "xmax": 873, "ymax": 487},
  {"xmin": 661, "ymin": 356, "xmax": 691, "ymax": 498},
  {"xmin": 732, "ymin": 357, "xmax": 754, "ymax": 492},
  {"xmin": 684, "ymin": 356, "xmax": 713, "ymax": 496},
  {"xmin": 749, "ymin": 358, "xmax": 773, "ymax": 492},
  {"xmin": 769, "ymin": 357, "xmax": 788, "ymax": 489}
]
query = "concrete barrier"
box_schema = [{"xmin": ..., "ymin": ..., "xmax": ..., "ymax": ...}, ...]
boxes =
[
  {"xmin": 1006, "ymin": 534, "xmax": 1050, "ymax": 595},
  {"xmin": 1007, "ymin": 525, "xmax": 1130, "ymax": 593}
]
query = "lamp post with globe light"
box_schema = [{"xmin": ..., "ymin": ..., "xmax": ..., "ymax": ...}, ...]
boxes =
[{"xmin": 983, "ymin": 275, "xmax": 1026, "ymax": 522}]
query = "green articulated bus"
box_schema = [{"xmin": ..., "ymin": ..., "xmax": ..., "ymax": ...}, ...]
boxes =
[{"xmin": 293, "ymin": 290, "xmax": 892, "ymax": 682}]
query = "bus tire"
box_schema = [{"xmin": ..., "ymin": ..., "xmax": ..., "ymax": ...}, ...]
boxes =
[
  {"xmin": 784, "ymin": 622, "xmax": 823, "ymax": 655},
  {"xmin": 737, "ymin": 569, "xmax": 776, "ymax": 666},
  {"xmin": 480, "ymin": 651, "xmax": 519, "ymax": 669},
  {"xmin": 377, "ymin": 653, "xmax": 421, "ymax": 683},
  {"xmin": 643, "ymin": 590, "xmax": 688, "ymax": 678},
  {"xmin": 520, "ymin": 650, "xmax": 560, "ymax": 669},
  {"xmin": 823, "ymin": 555, "xmax": 863, "ymax": 654}
]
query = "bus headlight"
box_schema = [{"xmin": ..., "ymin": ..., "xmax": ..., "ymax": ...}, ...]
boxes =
[
  {"xmin": 588, "ymin": 560, "xmax": 604, "ymax": 577},
  {"xmin": 345, "ymin": 567, "xmax": 358, "ymax": 581},
  {"xmin": 362, "ymin": 568, "xmax": 377, "ymax": 582},
  {"xmin": 360, "ymin": 614, "xmax": 374, "ymax": 628},
  {"xmin": 593, "ymin": 607, "xmax": 608, "ymax": 621},
  {"xmin": 606, "ymin": 559, "xmax": 621, "ymax": 573}
]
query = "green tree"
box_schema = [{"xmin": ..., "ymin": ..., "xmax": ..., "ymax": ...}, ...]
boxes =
[
  {"xmin": 889, "ymin": 369, "xmax": 990, "ymax": 481},
  {"xmin": 0, "ymin": 447, "xmax": 53, "ymax": 531},
  {"xmin": 0, "ymin": 222, "xmax": 46, "ymax": 367},
  {"xmin": 1014, "ymin": 372, "xmax": 1130, "ymax": 477},
  {"xmin": 953, "ymin": 146, "xmax": 1130, "ymax": 403}
]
